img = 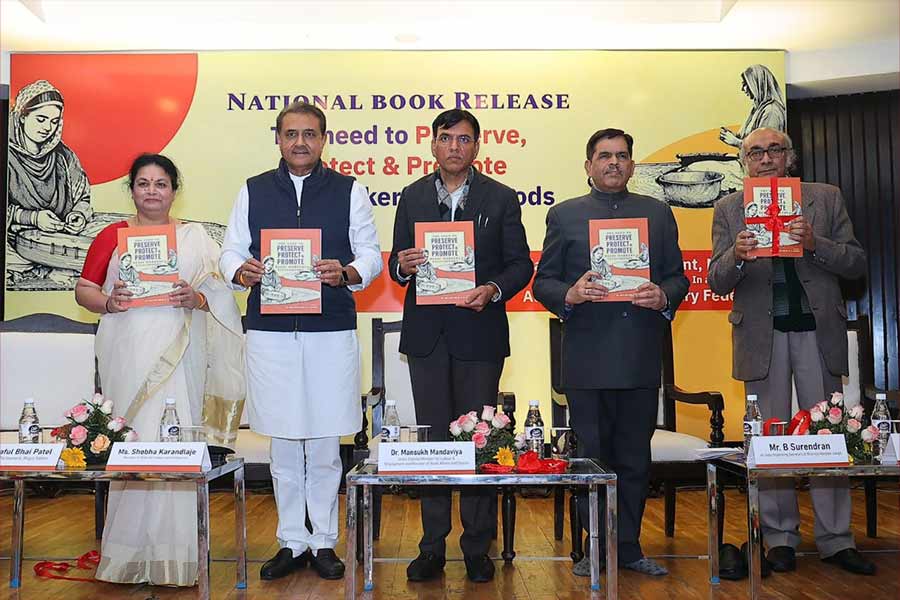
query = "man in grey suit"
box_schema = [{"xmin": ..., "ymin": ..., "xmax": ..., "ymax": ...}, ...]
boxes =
[
  {"xmin": 708, "ymin": 127, "xmax": 874, "ymax": 575},
  {"xmin": 534, "ymin": 128, "xmax": 688, "ymax": 577}
]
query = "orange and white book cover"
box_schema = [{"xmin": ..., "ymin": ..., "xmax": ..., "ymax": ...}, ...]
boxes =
[
  {"xmin": 588, "ymin": 218, "xmax": 650, "ymax": 302},
  {"xmin": 116, "ymin": 224, "xmax": 178, "ymax": 308},
  {"xmin": 743, "ymin": 177, "xmax": 803, "ymax": 258},
  {"xmin": 260, "ymin": 229, "xmax": 322, "ymax": 314},
  {"xmin": 414, "ymin": 221, "xmax": 476, "ymax": 305}
]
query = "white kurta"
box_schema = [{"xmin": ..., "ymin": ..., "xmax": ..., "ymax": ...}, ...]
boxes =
[{"xmin": 220, "ymin": 171, "xmax": 381, "ymax": 439}]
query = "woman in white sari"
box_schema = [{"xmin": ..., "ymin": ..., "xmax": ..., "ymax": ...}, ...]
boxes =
[{"xmin": 75, "ymin": 154, "xmax": 244, "ymax": 586}]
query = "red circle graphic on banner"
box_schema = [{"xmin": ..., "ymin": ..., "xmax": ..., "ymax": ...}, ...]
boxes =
[{"xmin": 10, "ymin": 53, "xmax": 198, "ymax": 185}]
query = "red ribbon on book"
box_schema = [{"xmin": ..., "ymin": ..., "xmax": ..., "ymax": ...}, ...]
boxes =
[
  {"xmin": 745, "ymin": 177, "xmax": 799, "ymax": 255},
  {"xmin": 34, "ymin": 550, "xmax": 100, "ymax": 583},
  {"xmin": 788, "ymin": 410, "xmax": 812, "ymax": 435}
]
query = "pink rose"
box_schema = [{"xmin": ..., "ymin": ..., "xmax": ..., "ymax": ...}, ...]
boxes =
[
  {"xmin": 481, "ymin": 405, "xmax": 496, "ymax": 422},
  {"xmin": 826, "ymin": 407, "xmax": 843, "ymax": 425},
  {"xmin": 848, "ymin": 405, "xmax": 864, "ymax": 420},
  {"xmin": 100, "ymin": 399, "xmax": 114, "ymax": 415},
  {"xmin": 846, "ymin": 418, "xmax": 862, "ymax": 433},
  {"xmin": 815, "ymin": 400, "xmax": 830, "ymax": 414},
  {"xmin": 829, "ymin": 392, "xmax": 844, "ymax": 406},
  {"xmin": 810, "ymin": 408, "xmax": 825, "ymax": 422},
  {"xmin": 492, "ymin": 413, "xmax": 511, "ymax": 429},
  {"xmin": 461, "ymin": 415, "xmax": 476, "ymax": 433},
  {"xmin": 124, "ymin": 430, "xmax": 139, "ymax": 442},
  {"xmin": 70, "ymin": 425, "xmax": 88, "ymax": 446},
  {"xmin": 107, "ymin": 416, "xmax": 127, "ymax": 433},
  {"xmin": 817, "ymin": 428, "xmax": 833, "ymax": 435},
  {"xmin": 514, "ymin": 433, "xmax": 526, "ymax": 450},
  {"xmin": 90, "ymin": 434, "xmax": 111, "ymax": 454},
  {"xmin": 475, "ymin": 421, "xmax": 490, "ymax": 435},
  {"xmin": 472, "ymin": 432, "xmax": 488, "ymax": 449},
  {"xmin": 70, "ymin": 404, "xmax": 91, "ymax": 423},
  {"xmin": 449, "ymin": 420, "xmax": 463, "ymax": 437},
  {"xmin": 861, "ymin": 426, "xmax": 879, "ymax": 443}
]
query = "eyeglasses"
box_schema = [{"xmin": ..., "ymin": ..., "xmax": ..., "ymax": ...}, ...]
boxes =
[
  {"xmin": 435, "ymin": 133, "xmax": 474, "ymax": 146},
  {"xmin": 747, "ymin": 145, "xmax": 788, "ymax": 162}
]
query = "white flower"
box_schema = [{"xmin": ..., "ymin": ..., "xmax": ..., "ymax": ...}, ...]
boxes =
[
  {"xmin": 92, "ymin": 393, "xmax": 105, "ymax": 405},
  {"xmin": 124, "ymin": 429, "xmax": 139, "ymax": 442},
  {"xmin": 846, "ymin": 418, "xmax": 862, "ymax": 433},
  {"xmin": 514, "ymin": 433, "xmax": 526, "ymax": 450},
  {"xmin": 861, "ymin": 426, "xmax": 878, "ymax": 444},
  {"xmin": 848, "ymin": 405, "xmax": 864, "ymax": 420},
  {"xmin": 107, "ymin": 416, "xmax": 127, "ymax": 433},
  {"xmin": 815, "ymin": 400, "xmax": 830, "ymax": 413},
  {"xmin": 100, "ymin": 399, "xmax": 114, "ymax": 415},
  {"xmin": 810, "ymin": 409, "xmax": 825, "ymax": 422},
  {"xmin": 829, "ymin": 392, "xmax": 844, "ymax": 406},
  {"xmin": 461, "ymin": 416, "xmax": 476, "ymax": 433},
  {"xmin": 481, "ymin": 405, "xmax": 496, "ymax": 422},
  {"xmin": 449, "ymin": 420, "xmax": 462, "ymax": 437}
]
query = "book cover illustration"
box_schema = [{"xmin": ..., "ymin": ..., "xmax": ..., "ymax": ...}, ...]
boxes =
[
  {"xmin": 414, "ymin": 221, "xmax": 476, "ymax": 305},
  {"xmin": 260, "ymin": 229, "xmax": 322, "ymax": 314},
  {"xmin": 588, "ymin": 218, "xmax": 650, "ymax": 302},
  {"xmin": 116, "ymin": 224, "xmax": 178, "ymax": 308},
  {"xmin": 743, "ymin": 177, "xmax": 803, "ymax": 258}
]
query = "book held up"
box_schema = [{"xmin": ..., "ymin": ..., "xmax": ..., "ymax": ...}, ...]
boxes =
[
  {"xmin": 260, "ymin": 229, "xmax": 322, "ymax": 314},
  {"xmin": 116, "ymin": 224, "xmax": 178, "ymax": 308},
  {"xmin": 414, "ymin": 221, "xmax": 476, "ymax": 305},
  {"xmin": 587, "ymin": 218, "xmax": 650, "ymax": 302},
  {"xmin": 743, "ymin": 177, "xmax": 803, "ymax": 258}
]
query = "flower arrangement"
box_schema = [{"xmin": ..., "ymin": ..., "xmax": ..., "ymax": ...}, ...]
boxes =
[
  {"xmin": 51, "ymin": 393, "xmax": 136, "ymax": 466},
  {"xmin": 449, "ymin": 405, "xmax": 516, "ymax": 468},
  {"xmin": 807, "ymin": 392, "xmax": 879, "ymax": 463}
]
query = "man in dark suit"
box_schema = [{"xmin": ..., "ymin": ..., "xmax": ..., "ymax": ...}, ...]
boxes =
[
  {"xmin": 389, "ymin": 109, "xmax": 533, "ymax": 584},
  {"xmin": 534, "ymin": 128, "xmax": 688, "ymax": 577},
  {"xmin": 708, "ymin": 127, "xmax": 873, "ymax": 576}
]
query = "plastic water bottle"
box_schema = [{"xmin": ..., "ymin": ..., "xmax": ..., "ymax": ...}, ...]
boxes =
[
  {"xmin": 159, "ymin": 398, "xmax": 181, "ymax": 442},
  {"xmin": 743, "ymin": 394, "xmax": 762, "ymax": 455},
  {"xmin": 18, "ymin": 398, "xmax": 40, "ymax": 444},
  {"xmin": 524, "ymin": 399, "xmax": 545, "ymax": 457},
  {"xmin": 381, "ymin": 399, "xmax": 401, "ymax": 442},
  {"xmin": 871, "ymin": 393, "xmax": 891, "ymax": 460}
]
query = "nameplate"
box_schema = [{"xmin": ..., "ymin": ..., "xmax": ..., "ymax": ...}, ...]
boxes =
[
  {"xmin": 106, "ymin": 442, "xmax": 211, "ymax": 472},
  {"xmin": 748, "ymin": 435, "xmax": 849, "ymax": 468},
  {"xmin": 881, "ymin": 433, "xmax": 900, "ymax": 465},
  {"xmin": 378, "ymin": 441, "xmax": 475, "ymax": 474},
  {"xmin": 0, "ymin": 444, "xmax": 64, "ymax": 471}
]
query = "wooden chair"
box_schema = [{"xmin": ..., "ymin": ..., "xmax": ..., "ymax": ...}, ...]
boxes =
[
  {"xmin": 0, "ymin": 313, "xmax": 107, "ymax": 538},
  {"xmin": 548, "ymin": 317, "xmax": 725, "ymax": 558},
  {"xmin": 357, "ymin": 318, "xmax": 518, "ymax": 559}
]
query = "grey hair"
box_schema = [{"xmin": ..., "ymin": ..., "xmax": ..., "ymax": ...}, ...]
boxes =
[{"xmin": 739, "ymin": 127, "xmax": 797, "ymax": 174}]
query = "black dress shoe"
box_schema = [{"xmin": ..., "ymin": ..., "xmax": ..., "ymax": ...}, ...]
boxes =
[
  {"xmin": 260, "ymin": 548, "xmax": 310, "ymax": 580},
  {"xmin": 407, "ymin": 552, "xmax": 446, "ymax": 581},
  {"xmin": 766, "ymin": 545, "xmax": 796, "ymax": 572},
  {"xmin": 464, "ymin": 554, "xmax": 495, "ymax": 583},
  {"xmin": 311, "ymin": 548, "xmax": 345, "ymax": 580},
  {"xmin": 823, "ymin": 548, "xmax": 876, "ymax": 575},
  {"xmin": 740, "ymin": 542, "xmax": 772, "ymax": 578},
  {"xmin": 718, "ymin": 544, "xmax": 747, "ymax": 581}
]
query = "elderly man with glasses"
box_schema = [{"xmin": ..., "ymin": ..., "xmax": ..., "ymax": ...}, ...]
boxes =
[
  {"xmin": 708, "ymin": 127, "xmax": 873, "ymax": 577},
  {"xmin": 389, "ymin": 108, "xmax": 533, "ymax": 584}
]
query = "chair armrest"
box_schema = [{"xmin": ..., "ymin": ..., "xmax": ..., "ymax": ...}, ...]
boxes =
[
  {"xmin": 365, "ymin": 386, "xmax": 384, "ymax": 407},
  {"xmin": 664, "ymin": 384, "xmax": 725, "ymax": 448},
  {"xmin": 355, "ymin": 390, "xmax": 380, "ymax": 453},
  {"xmin": 498, "ymin": 391, "xmax": 516, "ymax": 429}
]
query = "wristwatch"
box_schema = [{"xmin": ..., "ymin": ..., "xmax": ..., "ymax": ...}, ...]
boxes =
[{"xmin": 339, "ymin": 268, "xmax": 350, "ymax": 286}]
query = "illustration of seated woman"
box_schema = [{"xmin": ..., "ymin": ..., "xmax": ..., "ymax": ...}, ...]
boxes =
[
  {"xmin": 6, "ymin": 79, "xmax": 93, "ymax": 284},
  {"xmin": 719, "ymin": 64, "xmax": 786, "ymax": 148},
  {"xmin": 623, "ymin": 242, "xmax": 650, "ymax": 269},
  {"xmin": 415, "ymin": 249, "xmax": 446, "ymax": 294},
  {"xmin": 447, "ymin": 244, "xmax": 476, "ymax": 271},
  {"xmin": 117, "ymin": 253, "xmax": 144, "ymax": 293},
  {"xmin": 589, "ymin": 245, "xmax": 618, "ymax": 289},
  {"xmin": 260, "ymin": 256, "xmax": 289, "ymax": 302}
]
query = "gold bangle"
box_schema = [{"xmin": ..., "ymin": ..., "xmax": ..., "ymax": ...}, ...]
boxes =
[
  {"xmin": 196, "ymin": 292, "xmax": 208, "ymax": 310},
  {"xmin": 238, "ymin": 270, "xmax": 248, "ymax": 287}
]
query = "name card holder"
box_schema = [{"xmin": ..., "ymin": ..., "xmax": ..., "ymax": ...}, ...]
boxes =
[
  {"xmin": 0, "ymin": 443, "xmax": 64, "ymax": 471},
  {"xmin": 106, "ymin": 442, "xmax": 211, "ymax": 472},
  {"xmin": 747, "ymin": 434, "xmax": 849, "ymax": 468},
  {"xmin": 880, "ymin": 433, "xmax": 900, "ymax": 465},
  {"xmin": 378, "ymin": 441, "xmax": 475, "ymax": 474}
]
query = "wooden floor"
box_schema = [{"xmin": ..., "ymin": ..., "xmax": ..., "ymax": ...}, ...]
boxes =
[{"xmin": 0, "ymin": 484, "xmax": 897, "ymax": 599}]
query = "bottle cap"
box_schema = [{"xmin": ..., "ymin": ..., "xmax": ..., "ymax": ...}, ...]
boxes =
[
  {"xmin": 165, "ymin": 397, "xmax": 177, "ymax": 405},
  {"xmin": 24, "ymin": 398, "xmax": 35, "ymax": 405},
  {"xmin": 876, "ymin": 393, "xmax": 887, "ymax": 400},
  {"xmin": 385, "ymin": 399, "xmax": 396, "ymax": 406},
  {"xmin": 747, "ymin": 394, "xmax": 758, "ymax": 401},
  {"xmin": 529, "ymin": 399, "xmax": 539, "ymax": 407}
]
